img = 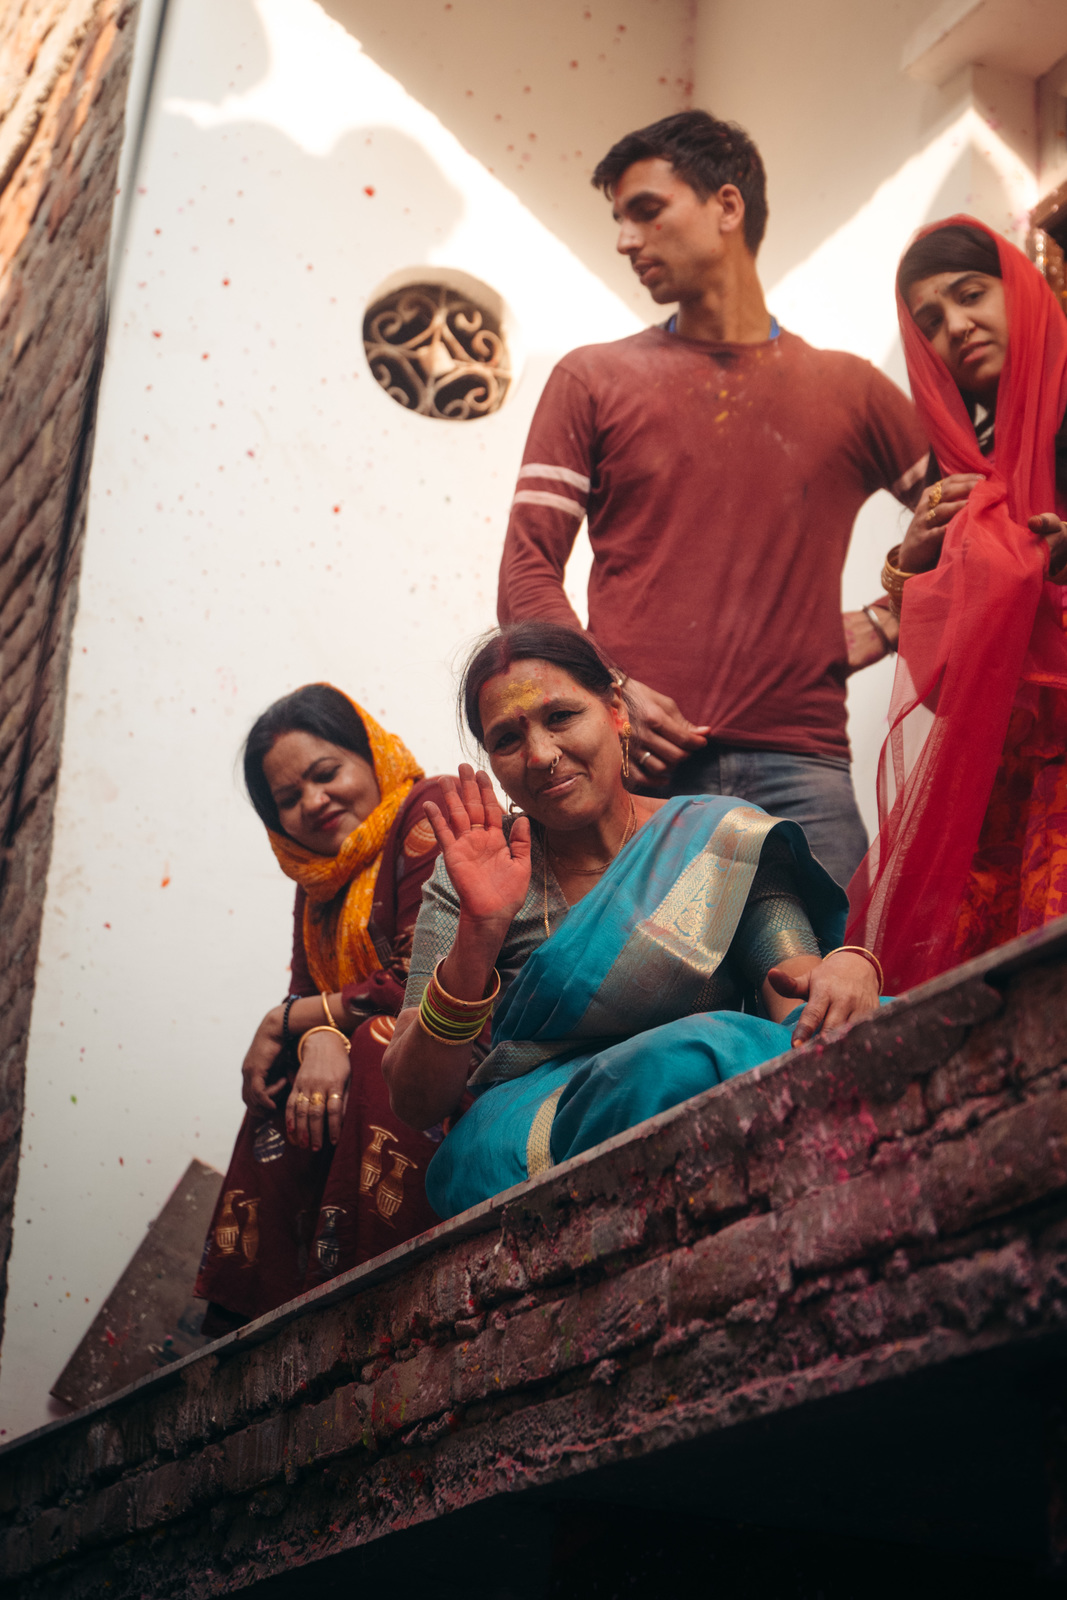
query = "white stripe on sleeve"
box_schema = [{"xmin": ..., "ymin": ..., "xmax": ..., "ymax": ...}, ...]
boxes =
[
  {"xmin": 518, "ymin": 462, "xmax": 591, "ymax": 492},
  {"xmin": 512, "ymin": 490, "xmax": 586, "ymax": 518}
]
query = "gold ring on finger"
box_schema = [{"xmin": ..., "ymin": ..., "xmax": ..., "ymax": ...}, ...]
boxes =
[
  {"xmin": 925, "ymin": 509, "xmax": 937, "ymax": 526},
  {"xmin": 308, "ymin": 1091, "xmax": 327, "ymax": 1109},
  {"xmin": 929, "ymin": 479, "xmax": 943, "ymax": 508},
  {"xmin": 295, "ymin": 1093, "xmax": 310, "ymax": 1107},
  {"xmin": 327, "ymin": 1092, "xmax": 342, "ymax": 1102}
]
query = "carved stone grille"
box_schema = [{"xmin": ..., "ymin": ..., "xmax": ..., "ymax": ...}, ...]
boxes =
[{"xmin": 363, "ymin": 283, "xmax": 511, "ymax": 420}]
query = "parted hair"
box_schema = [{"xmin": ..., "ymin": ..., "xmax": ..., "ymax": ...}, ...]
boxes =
[
  {"xmin": 461, "ymin": 622, "xmax": 620, "ymax": 745},
  {"xmin": 896, "ymin": 223, "xmax": 1002, "ymax": 300},
  {"xmin": 243, "ymin": 684, "xmax": 372, "ymax": 831},
  {"xmin": 592, "ymin": 109, "xmax": 768, "ymax": 255}
]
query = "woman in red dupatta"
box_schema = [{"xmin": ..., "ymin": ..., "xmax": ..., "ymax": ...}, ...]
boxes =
[
  {"xmin": 196, "ymin": 685, "xmax": 446, "ymax": 1333},
  {"xmin": 847, "ymin": 218, "xmax": 1067, "ymax": 991}
]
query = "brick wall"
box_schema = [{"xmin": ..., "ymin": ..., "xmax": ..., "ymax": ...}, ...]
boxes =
[
  {"xmin": 2, "ymin": 924, "xmax": 1066, "ymax": 1595},
  {"xmin": 0, "ymin": 0, "xmax": 138, "ymax": 1355}
]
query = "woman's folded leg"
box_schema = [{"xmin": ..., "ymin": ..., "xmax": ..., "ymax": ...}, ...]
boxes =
[
  {"xmin": 549, "ymin": 1011, "xmax": 794, "ymax": 1165},
  {"xmin": 425, "ymin": 1012, "xmax": 795, "ymax": 1219}
]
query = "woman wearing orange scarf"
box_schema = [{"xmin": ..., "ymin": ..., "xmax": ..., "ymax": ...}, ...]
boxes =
[{"xmin": 196, "ymin": 685, "xmax": 446, "ymax": 1331}]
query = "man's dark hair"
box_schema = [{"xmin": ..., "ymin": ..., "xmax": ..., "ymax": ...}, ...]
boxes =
[
  {"xmin": 461, "ymin": 622, "xmax": 620, "ymax": 745},
  {"xmin": 896, "ymin": 223, "xmax": 1002, "ymax": 300},
  {"xmin": 243, "ymin": 684, "xmax": 372, "ymax": 832},
  {"xmin": 592, "ymin": 109, "xmax": 768, "ymax": 255}
]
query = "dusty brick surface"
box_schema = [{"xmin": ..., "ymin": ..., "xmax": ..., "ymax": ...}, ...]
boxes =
[
  {"xmin": 0, "ymin": 0, "xmax": 136, "ymax": 1356},
  {"xmin": 1, "ymin": 926, "xmax": 1066, "ymax": 1596}
]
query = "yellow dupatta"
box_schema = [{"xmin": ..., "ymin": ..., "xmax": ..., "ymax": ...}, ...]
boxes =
[{"xmin": 267, "ymin": 690, "xmax": 423, "ymax": 991}]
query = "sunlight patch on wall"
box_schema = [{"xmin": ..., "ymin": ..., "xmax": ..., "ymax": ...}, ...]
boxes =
[
  {"xmin": 164, "ymin": 0, "xmax": 642, "ymax": 354},
  {"xmin": 765, "ymin": 104, "xmax": 1037, "ymax": 372}
]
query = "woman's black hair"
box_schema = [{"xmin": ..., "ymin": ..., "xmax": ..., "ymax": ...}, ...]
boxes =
[
  {"xmin": 243, "ymin": 684, "xmax": 372, "ymax": 831},
  {"xmin": 461, "ymin": 621, "xmax": 621, "ymax": 745},
  {"xmin": 897, "ymin": 223, "xmax": 1002, "ymax": 300}
]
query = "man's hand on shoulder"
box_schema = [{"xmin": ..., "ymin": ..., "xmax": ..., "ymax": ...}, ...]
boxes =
[
  {"xmin": 625, "ymin": 678, "xmax": 709, "ymax": 786},
  {"xmin": 843, "ymin": 604, "xmax": 898, "ymax": 675}
]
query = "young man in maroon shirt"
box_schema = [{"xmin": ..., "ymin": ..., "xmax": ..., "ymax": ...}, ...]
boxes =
[{"xmin": 496, "ymin": 110, "xmax": 932, "ymax": 887}]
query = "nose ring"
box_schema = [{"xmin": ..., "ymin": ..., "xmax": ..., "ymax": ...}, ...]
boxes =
[{"xmin": 550, "ymin": 754, "xmax": 560, "ymax": 773}]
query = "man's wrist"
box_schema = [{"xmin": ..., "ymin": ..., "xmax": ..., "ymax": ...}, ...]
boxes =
[{"xmin": 862, "ymin": 602, "xmax": 897, "ymax": 655}]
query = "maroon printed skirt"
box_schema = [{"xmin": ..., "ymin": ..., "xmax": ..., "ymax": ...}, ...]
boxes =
[{"xmin": 196, "ymin": 1015, "xmax": 440, "ymax": 1331}]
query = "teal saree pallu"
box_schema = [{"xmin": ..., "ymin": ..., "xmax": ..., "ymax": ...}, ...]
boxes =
[{"xmin": 426, "ymin": 796, "xmax": 846, "ymax": 1219}]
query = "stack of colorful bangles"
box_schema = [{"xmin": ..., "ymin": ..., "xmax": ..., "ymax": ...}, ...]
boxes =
[{"xmin": 418, "ymin": 960, "xmax": 501, "ymax": 1044}]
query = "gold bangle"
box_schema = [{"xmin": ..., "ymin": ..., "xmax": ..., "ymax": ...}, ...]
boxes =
[
  {"xmin": 431, "ymin": 960, "xmax": 502, "ymax": 1009},
  {"xmin": 297, "ymin": 1024, "xmax": 349, "ymax": 1064},
  {"xmin": 320, "ymin": 991, "xmax": 334, "ymax": 1028},
  {"xmin": 825, "ymin": 944, "xmax": 883, "ymax": 995},
  {"xmin": 880, "ymin": 545, "xmax": 917, "ymax": 618}
]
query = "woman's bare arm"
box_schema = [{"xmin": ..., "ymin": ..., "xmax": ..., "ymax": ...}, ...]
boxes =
[{"xmin": 382, "ymin": 767, "xmax": 530, "ymax": 1129}]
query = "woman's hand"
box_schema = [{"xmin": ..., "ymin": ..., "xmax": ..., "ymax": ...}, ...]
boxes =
[
  {"xmin": 1029, "ymin": 513, "xmax": 1067, "ymax": 581},
  {"xmin": 241, "ymin": 1007, "xmax": 290, "ymax": 1114},
  {"xmin": 384, "ymin": 768, "xmax": 522, "ymax": 1131},
  {"xmin": 766, "ymin": 951, "xmax": 880, "ymax": 1047},
  {"xmin": 898, "ymin": 474, "xmax": 984, "ymax": 573},
  {"xmin": 285, "ymin": 1030, "xmax": 351, "ymax": 1151},
  {"xmin": 424, "ymin": 766, "xmax": 532, "ymax": 930}
]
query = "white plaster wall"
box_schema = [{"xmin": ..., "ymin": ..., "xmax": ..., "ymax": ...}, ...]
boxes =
[{"xmin": 0, "ymin": 0, "xmax": 658, "ymax": 1440}]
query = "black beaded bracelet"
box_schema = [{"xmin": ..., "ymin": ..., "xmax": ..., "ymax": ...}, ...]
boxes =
[{"xmin": 281, "ymin": 993, "xmax": 300, "ymax": 1053}]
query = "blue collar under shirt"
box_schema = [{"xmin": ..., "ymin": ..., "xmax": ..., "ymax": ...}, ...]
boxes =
[{"xmin": 665, "ymin": 313, "xmax": 780, "ymax": 339}]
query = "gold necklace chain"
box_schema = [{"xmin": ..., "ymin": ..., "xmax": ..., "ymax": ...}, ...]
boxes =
[{"xmin": 541, "ymin": 796, "xmax": 637, "ymax": 939}]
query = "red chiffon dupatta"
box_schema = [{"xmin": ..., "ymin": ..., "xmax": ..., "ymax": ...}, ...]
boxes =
[{"xmin": 847, "ymin": 217, "xmax": 1067, "ymax": 991}]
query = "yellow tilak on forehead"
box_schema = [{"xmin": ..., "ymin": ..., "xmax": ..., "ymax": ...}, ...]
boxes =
[{"xmin": 495, "ymin": 679, "xmax": 545, "ymax": 715}]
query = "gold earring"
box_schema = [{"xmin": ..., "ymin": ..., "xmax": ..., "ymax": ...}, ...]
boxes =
[{"xmin": 621, "ymin": 723, "xmax": 632, "ymax": 781}]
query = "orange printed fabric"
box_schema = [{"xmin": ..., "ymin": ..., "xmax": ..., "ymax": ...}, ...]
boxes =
[
  {"xmin": 267, "ymin": 690, "xmax": 423, "ymax": 991},
  {"xmin": 951, "ymin": 688, "xmax": 1067, "ymax": 966}
]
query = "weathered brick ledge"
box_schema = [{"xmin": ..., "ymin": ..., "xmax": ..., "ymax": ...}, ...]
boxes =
[{"xmin": 4, "ymin": 920, "xmax": 1067, "ymax": 1595}]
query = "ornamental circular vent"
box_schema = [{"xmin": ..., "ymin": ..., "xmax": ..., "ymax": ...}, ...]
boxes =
[{"xmin": 362, "ymin": 273, "xmax": 512, "ymax": 421}]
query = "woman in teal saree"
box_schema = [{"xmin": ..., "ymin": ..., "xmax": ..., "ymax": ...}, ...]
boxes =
[{"xmin": 383, "ymin": 623, "xmax": 881, "ymax": 1218}]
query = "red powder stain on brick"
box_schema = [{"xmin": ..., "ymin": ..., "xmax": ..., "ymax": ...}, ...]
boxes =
[
  {"xmin": 364, "ymin": 185, "xmax": 375, "ymax": 196},
  {"xmin": 570, "ymin": 60, "xmax": 579, "ymax": 68},
  {"xmin": 247, "ymin": 449, "xmax": 255, "ymax": 458},
  {"xmin": 161, "ymin": 875, "xmax": 171, "ymax": 887},
  {"xmin": 104, "ymin": 922, "xmax": 111, "ymax": 929},
  {"xmin": 151, "ymin": 330, "xmax": 162, "ymax": 338},
  {"xmin": 222, "ymin": 277, "xmax": 230, "ymax": 285},
  {"xmin": 119, "ymin": 1157, "xmax": 124, "ymax": 1165},
  {"xmin": 333, "ymin": 504, "xmax": 341, "ymax": 513},
  {"xmin": 201, "ymin": 352, "xmax": 210, "ymax": 360},
  {"xmin": 154, "ymin": 228, "xmax": 161, "ymax": 235},
  {"xmin": 307, "ymin": 263, "xmax": 313, "ymax": 270},
  {"xmin": 105, "ymin": 1328, "xmax": 117, "ymax": 1346}
]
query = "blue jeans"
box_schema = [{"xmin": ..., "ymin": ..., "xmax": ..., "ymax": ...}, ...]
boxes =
[{"xmin": 668, "ymin": 745, "xmax": 868, "ymax": 889}]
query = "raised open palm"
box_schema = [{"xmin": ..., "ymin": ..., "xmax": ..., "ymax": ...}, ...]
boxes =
[{"xmin": 423, "ymin": 765, "xmax": 531, "ymax": 925}]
